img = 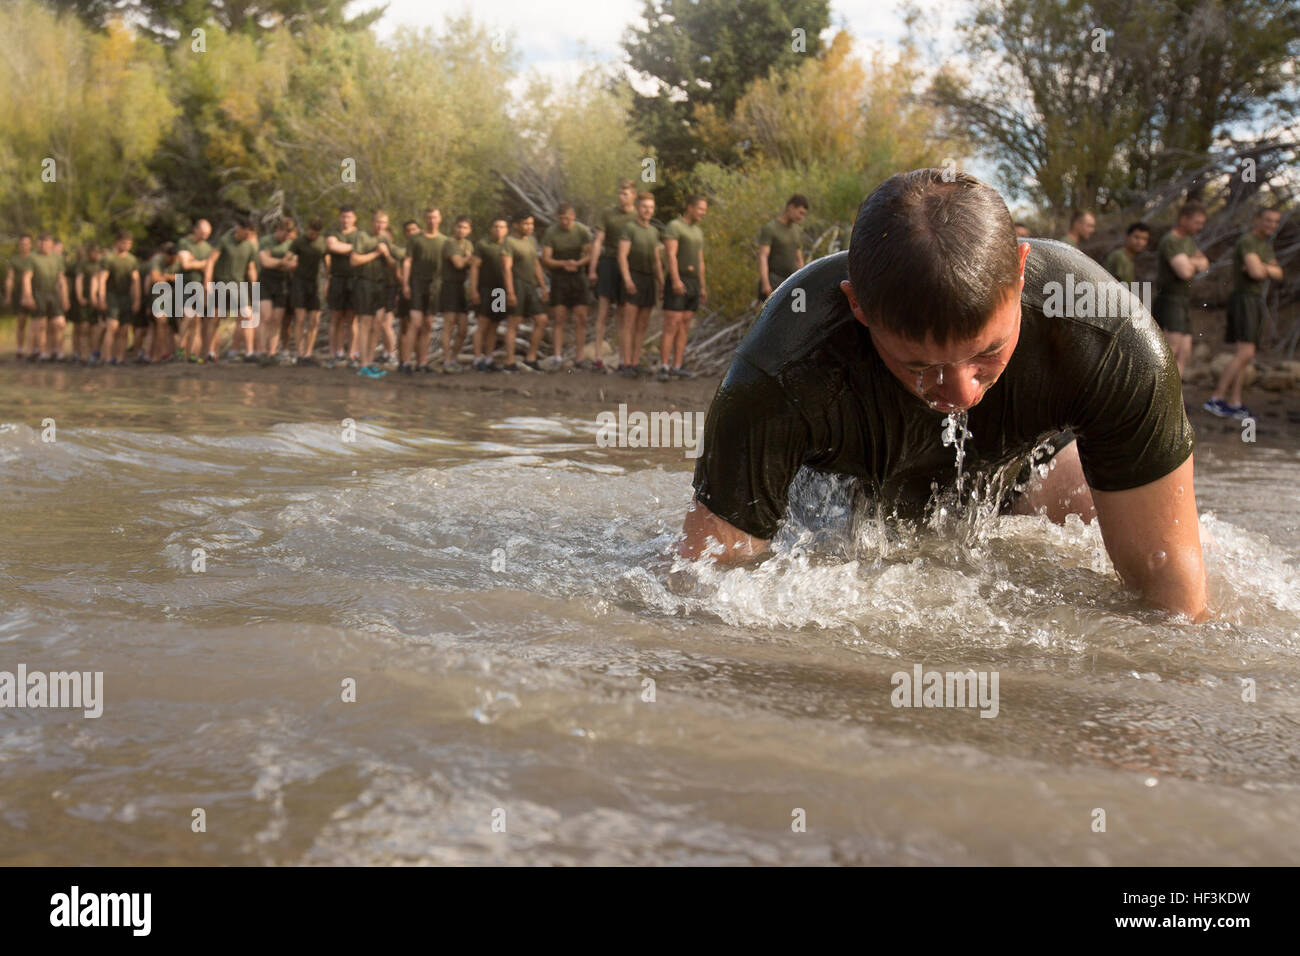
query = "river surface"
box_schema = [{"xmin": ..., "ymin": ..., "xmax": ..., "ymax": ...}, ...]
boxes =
[{"xmin": 1, "ymin": 367, "xmax": 1298, "ymax": 865}]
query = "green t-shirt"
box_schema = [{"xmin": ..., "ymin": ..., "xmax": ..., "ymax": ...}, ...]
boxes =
[
  {"xmin": 1102, "ymin": 247, "xmax": 1135, "ymax": 284},
  {"xmin": 619, "ymin": 220, "xmax": 661, "ymax": 275},
  {"xmin": 443, "ymin": 237, "xmax": 473, "ymax": 283},
  {"xmin": 145, "ymin": 254, "xmax": 174, "ymax": 287},
  {"xmin": 692, "ymin": 242, "xmax": 1194, "ymax": 539},
  {"xmin": 259, "ymin": 233, "xmax": 294, "ymax": 263},
  {"xmin": 177, "ymin": 236, "xmax": 213, "ymax": 285},
  {"xmin": 599, "ymin": 205, "xmax": 637, "ymax": 259},
  {"xmin": 325, "ymin": 227, "xmax": 360, "ymax": 277},
  {"xmin": 505, "ymin": 234, "xmax": 540, "ymax": 288},
  {"xmin": 758, "ymin": 218, "xmax": 803, "ymax": 278},
  {"xmin": 1232, "ymin": 233, "xmax": 1277, "ymax": 297},
  {"xmin": 100, "ymin": 251, "xmax": 140, "ymax": 297},
  {"xmin": 289, "ymin": 234, "xmax": 326, "ymax": 280},
  {"xmin": 474, "ymin": 237, "xmax": 512, "ymax": 291},
  {"xmin": 541, "ymin": 222, "xmax": 592, "ymax": 264},
  {"xmin": 1058, "ymin": 234, "xmax": 1079, "ymax": 247},
  {"xmin": 212, "ymin": 232, "xmax": 256, "ymax": 284},
  {"xmin": 78, "ymin": 258, "xmax": 102, "ymax": 299},
  {"xmin": 406, "ymin": 231, "xmax": 448, "ymax": 285},
  {"xmin": 1155, "ymin": 231, "xmax": 1199, "ymax": 298},
  {"xmin": 664, "ymin": 217, "xmax": 704, "ymax": 279},
  {"xmin": 29, "ymin": 252, "xmax": 63, "ymax": 297},
  {"xmin": 8, "ymin": 253, "xmax": 34, "ymax": 281},
  {"xmin": 351, "ymin": 232, "xmax": 392, "ymax": 284}
]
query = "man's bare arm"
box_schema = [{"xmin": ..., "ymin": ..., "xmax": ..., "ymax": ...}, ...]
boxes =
[
  {"xmin": 1091, "ymin": 456, "xmax": 1207, "ymax": 620},
  {"xmin": 678, "ymin": 497, "xmax": 769, "ymax": 564}
]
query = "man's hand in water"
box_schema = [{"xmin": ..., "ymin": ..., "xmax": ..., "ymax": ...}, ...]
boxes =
[
  {"xmin": 678, "ymin": 498, "xmax": 768, "ymax": 564},
  {"xmin": 1092, "ymin": 455, "xmax": 1208, "ymax": 621}
]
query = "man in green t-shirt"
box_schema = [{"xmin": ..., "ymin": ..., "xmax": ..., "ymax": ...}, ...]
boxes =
[
  {"xmin": 758, "ymin": 194, "xmax": 809, "ymax": 301},
  {"xmin": 98, "ymin": 231, "xmax": 140, "ymax": 366},
  {"xmin": 616, "ymin": 191, "xmax": 664, "ymax": 376},
  {"xmin": 1101, "ymin": 221, "xmax": 1150, "ymax": 285},
  {"xmin": 255, "ymin": 217, "xmax": 298, "ymax": 362},
  {"xmin": 539, "ymin": 202, "xmax": 594, "ymax": 370},
  {"xmin": 21, "ymin": 233, "xmax": 70, "ymax": 360},
  {"xmin": 72, "ymin": 243, "xmax": 104, "ymax": 363},
  {"xmin": 208, "ymin": 218, "xmax": 259, "ymax": 362},
  {"xmin": 401, "ymin": 206, "xmax": 448, "ymax": 373},
  {"xmin": 1205, "ymin": 208, "xmax": 1284, "ymax": 421},
  {"xmin": 439, "ymin": 216, "xmax": 475, "ymax": 373},
  {"xmin": 288, "ymin": 218, "xmax": 326, "ymax": 364},
  {"xmin": 348, "ymin": 210, "xmax": 396, "ymax": 376},
  {"xmin": 1058, "ymin": 209, "xmax": 1096, "ymax": 249},
  {"xmin": 4, "ymin": 234, "xmax": 35, "ymax": 359},
  {"xmin": 1153, "ymin": 200, "xmax": 1209, "ymax": 375},
  {"xmin": 588, "ymin": 179, "xmax": 637, "ymax": 372},
  {"xmin": 658, "ymin": 194, "xmax": 709, "ymax": 381},
  {"xmin": 504, "ymin": 214, "xmax": 548, "ymax": 373},
  {"xmin": 469, "ymin": 216, "xmax": 513, "ymax": 371},
  {"xmin": 175, "ymin": 220, "xmax": 215, "ymax": 361},
  {"xmin": 324, "ymin": 205, "xmax": 361, "ymax": 367}
]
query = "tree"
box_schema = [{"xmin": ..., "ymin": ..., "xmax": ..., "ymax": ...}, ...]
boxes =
[{"xmin": 43, "ymin": 0, "xmax": 385, "ymax": 42}]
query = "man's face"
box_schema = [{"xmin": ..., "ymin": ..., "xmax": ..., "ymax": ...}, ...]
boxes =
[
  {"xmin": 1077, "ymin": 214, "xmax": 1096, "ymax": 240},
  {"xmin": 1257, "ymin": 212, "xmax": 1281, "ymax": 238},
  {"xmin": 373, "ymin": 214, "xmax": 389, "ymax": 235},
  {"xmin": 490, "ymin": 220, "xmax": 507, "ymax": 242},
  {"xmin": 841, "ymin": 242, "xmax": 1029, "ymax": 414},
  {"xmin": 688, "ymin": 200, "xmax": 708, "ymax": 223},
  {"xmin": 38, "ymin": 237, "xmax": 53, "ymax": 255},
  {"xmin": 455, "ymin": 220, "xmax": 471, "ymax": 239},
  {"xmin": 425, "ymin": 210, "xmax": 441, "ymax": 233},
  {"xmin": 119, "ymin": 237, "xmax": 133, "ymax": 254},
  {"xmin": 405, "ymin": 222, "xmax": 420, "ymax": 238},
  {"xmin": 18, "ymin": 237, "xmax": 32, "ymax": 255},
  {"xmin": 1126, "ymin": 229, "xmax": 1149, "ymax": 254},
  {"xmin": 1181, "ymin": 212, "xmax": 1206, "ymax": 236},
  {"xmin": 637, "ymin": 198, "xmax": 655, "ymax": 222},
  {"xmin": 787, "ymin": 204, "xmax": 808, "ymax": 225},
  {"xmin": 340, "ymin": 210, "xmax": 357, "ymax": 231},
  {"xmin": 557, "ymin": 209, "xmax": 575, "ymax": 229},
  {"xmin": 307, "ymin": 227, "xmax": 320, "ymax": 240},
  {"xmin": 195, "ymin": 220, "xmax": 212, "ymax": 241},
  {"xmin": 515, "ymin": 217, "xmax": 534, "ymax": 237},
  {"xmin": 618, "ymin": 187, "xmax": 636, "ymax": 210}
]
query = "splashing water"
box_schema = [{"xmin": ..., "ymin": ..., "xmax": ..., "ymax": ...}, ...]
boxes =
[{"xmin": 940, "ymin": 410, "xmax": 972, "ymax": 496}]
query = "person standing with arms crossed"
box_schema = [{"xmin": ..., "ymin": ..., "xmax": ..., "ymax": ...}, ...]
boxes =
[
  {"xmin": 1152, "ymin": 201, "xmax": 1209, "ymax": 377},
  {"xmin": 616, "ymin": 192, "xmax": 664, "ymax": 377},
  {"xmin": 588, "ymin": 180, "xmax": 638, "ymax": 372},
  {"xmin": 757, "ymin": 195, "xmax": 808, "ymax": 302},
  {"xmin": 538, "ymin": 203, "xmax": 593, "ymax": 370}
]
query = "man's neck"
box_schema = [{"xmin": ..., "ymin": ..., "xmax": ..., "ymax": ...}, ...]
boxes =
[{"xmin": 1254, "ymin": 227, "xmax": 1271, "ymax": 241}]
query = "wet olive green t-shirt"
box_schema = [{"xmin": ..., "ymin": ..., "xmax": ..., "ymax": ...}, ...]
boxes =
[
  {"xmin": 177, "ymin": 236, "xmax": 213, "ymax": 286},
  {"xmin": 505, "ymin": 234, "xmax": 540, "ymax": 288},
  {"xmin": 100, "ymin": 252, "xmax": 139, "ymax": 297},
  {"xmin": 1102, "ymin": 247, "xmax": 1135, "ymax": 284},
  {"xmin": 1232, "ymin": 233, "xmax": 1277, "ymax": 297},
  {"xmin": 693, "ymin": 242, "xmax": 1194, "ymax": 539},
  {"xmin": 541, "ymin": 222, "xmax": 592, "ymax": 264},
  {"xmin": 619, "ymin": 220, "xmax": 661, "ymax": 274},
  {"xmin": 289, "ymin": 234, "xmax": 326, "ymax": 280},
  {"xmin": 406, "ymin": 232, "xmax": 447, "ymax": 285},
  {"xmin": 325, "ymin": 227, "xmax": 360, "ymax": 278},
  {"xmin": 351, "ymin": 232, "xmax": 390, "ymax": 284},
  {"xmin": 212, "ymin": 232, "xmax": 256, "ymax": 284},
  {"xmin": 474, "ymin": 237, "xmax": 512, "ymax": 291},
  {"xmin": 664, "ymin": 217, "xmax": 704, "ymax": 278},
  {"xmin": 599, "ymin": 205, "xmax": 637, "ymax": 259},
  {"xmin": 443, "ymin": 237, "xmax": 473, "ymax": 285},
  {"xmin": 29, "ymin": 252, "xmax": 63, "ymax": 297},
  {"xmin": 1155, "ymin": 232, "xmax": 1199, "ymax": 298},
  {"xmin": 758, "ymin": 218, "xmax": 803, "ymax": 278}
]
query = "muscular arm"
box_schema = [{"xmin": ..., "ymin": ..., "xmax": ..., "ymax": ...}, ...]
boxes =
[
  {"xmin": 757, "ymin": 245, "xmax": 772, "ymax": 291},
  {"xmin": 1091, "ymin": 456, "xmax": 1207, "ymax": 620},
  {"xmin": 678, "ymin": 497, "xmax": 769, "ymax": 564}
]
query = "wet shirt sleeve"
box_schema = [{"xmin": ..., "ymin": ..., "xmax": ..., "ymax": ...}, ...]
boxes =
[
  {"xmin": 1067, "ymin": 319, "xmax": 1194, "ymax": 491},
  {"xmin": 691, "ymin": 353, "xmax": 814, "ymax": 540}
]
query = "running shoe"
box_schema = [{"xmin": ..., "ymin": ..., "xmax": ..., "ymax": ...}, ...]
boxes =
[
  {"xmin": 523, "ymin": 359, "xmax": 541, "ymax": 372},
  {"xmin": 442, "ymin": 362, "xmax": 459, "ymax": 374},
  {"xmin": 656, "ymin": 365, "xmax": 671, "ymax": 382},
  {"xmin": 1229, "ymin": 404, "xmax": 1254, "ymax": 421},
  {"xmin": 1202, "ymin": 397, "xmax": 1230, "ymax": 417},
  {"xmin": 618, "ymin": 364, "xmax": 638, "ymax": 378},
  {"xmin": 670, "ymin": 366, "xmax": 696, "ymax": 379}
]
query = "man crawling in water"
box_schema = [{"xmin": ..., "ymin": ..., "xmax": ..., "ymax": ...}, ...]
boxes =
[{"xmin": 679, "ymin": 168, "xmax": 1206, "ymax": 620}]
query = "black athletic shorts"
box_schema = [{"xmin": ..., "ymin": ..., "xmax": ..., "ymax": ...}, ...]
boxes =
[
  {"xmin": 549, "ymin": 270, "xmax": 587, "ymax": 309},
  {"xmin": 105, "ymin": 291, "xmax": 133, "ymax": 322},
  {"xmin": 757, "ymin": 272, "xmax": 789, "ymax": 303},
  {"xmin": 395, "ymin": 289, "xmax": 411, "ymax": 321},
  {"xmin": 625, "ymin": 270, "xmax": 656, "ymax": 309},
  {"xmin": 439, "ymin": 279, "xmax": 468, "ymax": 315},
  {"xmin": 1225, "ymin": 291, "xmax": 1264, "ymax": 346},
  {"xmin": 351, "ymin": 278, "xmax": 383, "ymax": 315},
  {"xmin": 596, "ymin": 256, "xmax": 624, "ymax": 304},
  {"xmin": 510, "ymin": 282, "xmax": 546, "ymax": 317},
  {"xmin": 292, "ymin": 276, "xmax": 321, "ymax": 312},
  {"xmin": 664, "ymin": 275, "xmax": 701, "ymax": 312},
  {"xmin": 1152, "ymin": 293, "xmax": 1190, "ymax": 334},
  {"xmin": 409, "ymin": 277, "xmax": 436, "ymax": 314},
  {"xmin": 326, "ymin": 275, "xmax": 354, "ymax": 313},
  {"xmin": 261, "ymin": 273, "xmax": 290, "ymax": 308},
  {"xmin": 31, "ymin": 292, "xmax": 62, "ymax": 320}
]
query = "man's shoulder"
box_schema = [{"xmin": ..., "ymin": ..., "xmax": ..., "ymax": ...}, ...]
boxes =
[
  {"xmin": 735, "ymin": 251, "xmax": 855, "ymax": 378},
  {"xmin": 1023, "ymin": 238, "xmax": 1154, "ymax": 335}
]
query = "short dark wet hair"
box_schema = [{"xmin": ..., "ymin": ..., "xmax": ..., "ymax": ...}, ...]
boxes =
[
  {"xmin": 847, "ymin": 168, "xmax": 1020, "ymax": 345},
  {"xmin": 1126, "ymin": 221, "xmax": 1151, "ymax": 235},
  {"xmin": 786, "ymin": 194, "xmax": 809, "ymax": 210}
]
